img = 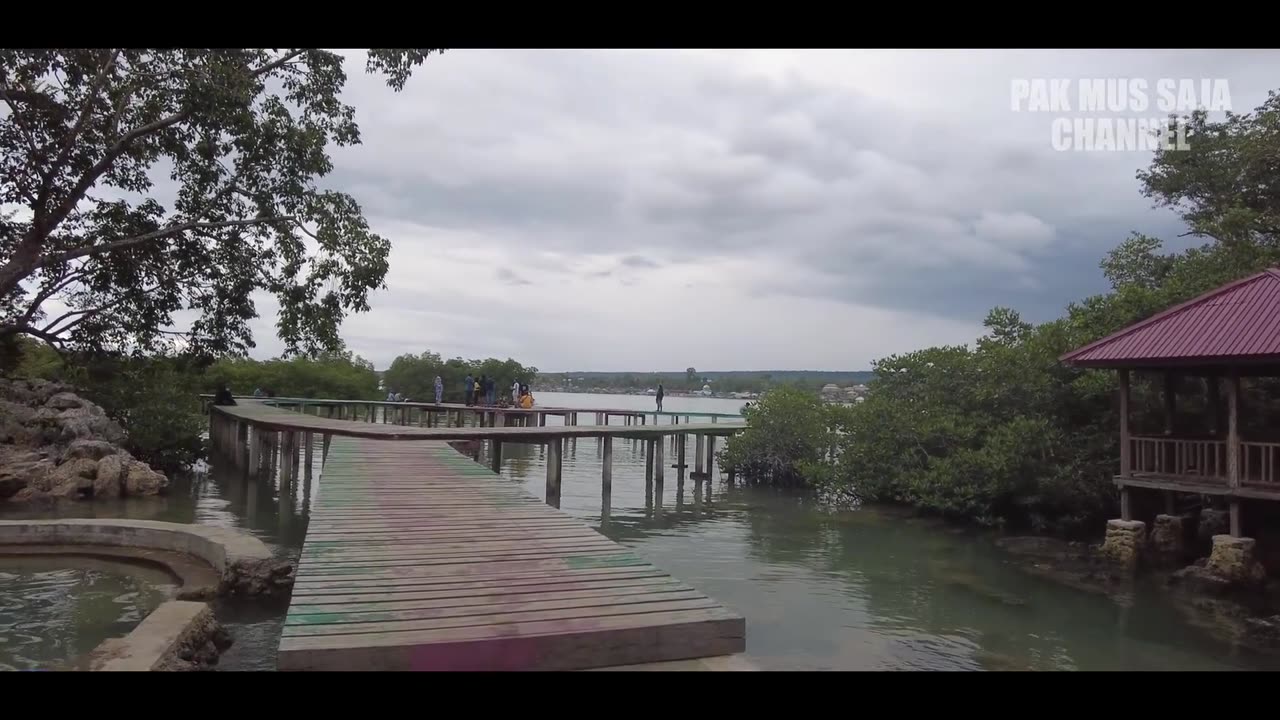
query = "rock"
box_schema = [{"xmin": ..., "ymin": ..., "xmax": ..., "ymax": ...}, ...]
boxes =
[
  {"xmin": 1099, "ymin": 519, "xmax": 1146, "ymax": 569},
  {"xmin": 1149, "ymin": 514, "xmax": 1187, "ymax": 558},
  {"xmin": 124, "ymin": 460, "xmax": 168, "ymax": 496},
  {"xmin": 47, "ymin": 457, "xmax": 99, "ymax": 498},
  {"xmin": 0, "ymin": 447, "xmax": 55, "ymax": 499},
  {"xmin": 94, "ymin": 453, "xmax": 127, "ymax": 497},
  {"xmin": 62, "ymin": 439, "xmax": 119, "ymax": 463},
  {"xmin": 1206, "ymin": 535, "xmax": 1268, "ymax": 587},
  {"xmin": 46, "ymin": 392, "xmax": 85, "ymax": 410},
  {"xmin": 219, "ymin": 558, "xmax": 296, "ymax": 597},
  {"xmin": 1200, "ymin": 509, "xmax": 1230, "ymax": 542}
]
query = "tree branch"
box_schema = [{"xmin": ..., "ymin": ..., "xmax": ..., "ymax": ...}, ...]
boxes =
[
  {"xmin": 48, "ymin": 49, "xmax": 121, "ymax": 189},
  {"xmin": 251, "ymin": 50, "xmax": 308, "ymax": 78},
  {"xmin": 17, "ymin": 268, "xmax": 86, "ymax": 327},
  {"xmin": 34, "ymin": 216, "xmax": 294, "ymax": 271}
]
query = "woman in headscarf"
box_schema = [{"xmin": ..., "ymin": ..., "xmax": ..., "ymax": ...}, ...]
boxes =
[{"xmin": 434, "ymin": 376, "xmax": 444, "ymax": 404}]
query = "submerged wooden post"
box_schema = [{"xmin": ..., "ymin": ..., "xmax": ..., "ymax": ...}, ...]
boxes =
[
  {"xmin": 695, "ymin": 433, "xmax": 706, "ymax": 474},
  {"xmin": 491, "ymin": 441, "xmax": 503, "ymax": 473},
  {"xmin": 304, "ymin": 432, "xmax": 314, "ymax": 479},
  {"xmin": 654, "ymin": 433, "xmax": 665, "ymax": 501},
  {"xmin": 545, "ymin": 438, "xmax": 562, "ymax": 508},
  {"xmin": 248, "ymin": 427, "xmax": 261, "ymax": 475},
  {"xmin": 322, "ymin": 433, "xmax": 332, "ymax": 465},
  {"xmin": 236, "ymin": 422, "xmax": 248, "ymax": 468},
  {"xmin": 602, "ymin": 436, "xmax": 613, "ymax": 518},
  {"xmin": 706, "ymin": 435, "xmax": 716, "ymax": 476}
]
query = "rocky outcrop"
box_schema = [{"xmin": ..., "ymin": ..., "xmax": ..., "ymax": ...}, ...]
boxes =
[
  {"xmin": 1199, "ymin": 509, "xmax": 1230, "ymax": 543},
  {"xmin": 219, "ymin": 557, "xmax": 297, "ymax": 597},
  {"xmin": 0, "ymin": 377, "xmax": 168, "ymax": 503},
  {"xmin": 1099, "ymin": 519, "xmax": 1146, "ymax": 569},
  {"xmin": 1172, "ymin": 535, "xmax": 1270, "ymax": 596},
  {"xmin": 1149, "ymin": 514, "xmax": 1189, "ymax": 561}
]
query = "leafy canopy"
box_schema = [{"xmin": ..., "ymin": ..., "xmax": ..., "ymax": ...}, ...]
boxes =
[{"xmin": 0, "ymin": 48, "xmax": 442, "ymax": 357}]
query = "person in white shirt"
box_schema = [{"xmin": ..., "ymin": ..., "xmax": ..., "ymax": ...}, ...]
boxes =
[{"xmin": 512, "ymin": 380, "xmax": 521, "ymax": 404}]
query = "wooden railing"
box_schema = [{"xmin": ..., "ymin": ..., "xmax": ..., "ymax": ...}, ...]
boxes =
[
  {"xmin": 1243, "ymin": 441, "xmax": 1280, "ymax": 485},
  {"xmin": 1129, "ymin": 435, "xmax": 1225, "ymax": 482},
  {"xmin": 1128, "ymin": 436, "xmax": 1280, "ymax": 485}
]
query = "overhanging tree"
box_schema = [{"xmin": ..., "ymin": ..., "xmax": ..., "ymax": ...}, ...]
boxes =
[{"xmin": 0, "ymin": 48, "xmax": 442, "ymax": 357}]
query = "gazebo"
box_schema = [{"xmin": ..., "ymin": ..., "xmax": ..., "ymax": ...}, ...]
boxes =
[{"xmin": 1060, "ymin": 267, "xmax": 1280, "ymax": 539}]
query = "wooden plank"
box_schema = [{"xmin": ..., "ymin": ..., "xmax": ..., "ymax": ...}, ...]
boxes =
[
  {"xmin": 278, "ymin": 612, "xmax": 745, "ymax": 671},
  {"xmin": 280, "ymin": 434, "xmax": 745, "ymax": 670}
]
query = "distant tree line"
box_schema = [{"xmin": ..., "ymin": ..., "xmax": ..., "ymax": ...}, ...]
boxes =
[
  {"xmin": 383, "ymin": 351, "xmax": 538, "ymax": 404},
  {"xmin": 537, "ymin": 370, "xmax": 875, "ymax": 395}
]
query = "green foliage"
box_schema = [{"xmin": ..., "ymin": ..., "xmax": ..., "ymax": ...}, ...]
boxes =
[
  {"xmin": 383, "ymin": 351, "xmax": 538, "ymax": 403},
  {"xmin": 539, "ymin": 369, "xmax": 873, "ymax": 395},
  {"xmin": 14, "ymin": 346, "xmax": 206, "ymax": 473},
  {"xmin": 0, "ymin": 48, "xmax": 442, "ymax": 357},
  {"xmin": 720, "ymin": 387, "xmax": 835, "ymax": 488},
  {"xmin": 727, "ymin": 90, "xmax": 1280, "ymax": 535},
  {"xmin": 204, "ymin": 351, "xmax": 380, "ymax": 399}
]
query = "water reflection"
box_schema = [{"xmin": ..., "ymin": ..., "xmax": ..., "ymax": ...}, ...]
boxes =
[{"xmin": 5, "ymin": 395, "xmax": 1280, "ymax": 671}]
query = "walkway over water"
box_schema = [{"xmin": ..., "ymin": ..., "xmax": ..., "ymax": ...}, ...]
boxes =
[
  {"xmin": 201, "ymin": 394, "xmax": 744, "ymax": 426},
  {"xmin": 278, "ymin": 437, "xmax": 746, "ymax": 670}
]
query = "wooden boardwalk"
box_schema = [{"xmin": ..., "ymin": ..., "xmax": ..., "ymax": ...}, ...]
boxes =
[
  {"xmin": 278, "ymin": 437, "xmax": 746, "ymax": 671},
  {"xmin": 211, "ymin": 399, "xmax": 743, "ymax": 442}
]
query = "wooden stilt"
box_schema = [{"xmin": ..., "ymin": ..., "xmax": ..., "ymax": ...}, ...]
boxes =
[
  {"xmin": 602, "ymin": 436, "xmax": 613, "ymax": 518},
  {"xmin": 490, "ymin": 441, "xmax": 503, "ymax": 473},
  {"xmin": 545, "ymin": 438, "xmax": 562, "ymax": 508},
  {"xmin": 304, "ymin": 432, "xmax": 314, "ymax": 479}
]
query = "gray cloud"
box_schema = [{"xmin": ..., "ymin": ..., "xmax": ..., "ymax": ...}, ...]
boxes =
[
  {"xmin": 495, "ymin": 267, "xmax": 531, "ymax": 286},
  {"xmin": 237, "ymin": 49, "xmax": 1280, "ymax": 369},
  {"xmin": 619, "ymin": 255, "xmax": 660, "ymax": 269}
]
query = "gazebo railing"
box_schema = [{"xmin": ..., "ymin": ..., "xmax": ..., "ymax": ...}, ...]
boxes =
[{"xmin": 1128, "ymin": 436, "xmax": 1280, "ymax": 485}]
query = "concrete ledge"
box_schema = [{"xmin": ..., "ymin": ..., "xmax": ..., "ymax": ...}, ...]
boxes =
[
  {"xmin": 0, "ymin": 519, "xmax": 293, "ymax": 597},
  {"xmin": 87, "ymin": 601, "xmax": 231, "ymax": 671}
]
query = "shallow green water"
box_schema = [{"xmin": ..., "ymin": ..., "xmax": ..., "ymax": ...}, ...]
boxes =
[
  {"xmin": 0, "ymin": 556, "xmax": 176, "ymax": 671},
  {"xmin": 3, "ymin": 392, "xmax": 1279, "ymax": 670}
]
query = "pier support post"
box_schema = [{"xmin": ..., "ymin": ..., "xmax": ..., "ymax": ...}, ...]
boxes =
[
  {"xmin": 491, "ymin": 441, "xmax": 503, "ymax": 473},
  {"xmin": 602, "ymin": 436, "xmax": 613, "ymax": 518},
  {"xmin": 248, "ymin": 427, "xmax": 261, "ymax": 475},
  {"xmin": 236, "ymin": 422, "xmax": 248, "ymax": 469},
  {"xmin": 706, "ymin": 435, "xmax": 716, "ymax": 477},
  {"xmin": 304, "ymin": 432, "xmax": 314, "ymax": 479},
  {"xmin": 545, "ymin": 438, "xmax": 563, "ymax": 508},
  {"xmin": 322, "ymin": 433, "xmax": 332, "ymax": 465},
  {"xmin": 695, "ymin": 434, "xmax": 705, "ymax": 474},
  {"xmin": 654, "ymin": 434, "xmax": 665, "ymax": 503}
]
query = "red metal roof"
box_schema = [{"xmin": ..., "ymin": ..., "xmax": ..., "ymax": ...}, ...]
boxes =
[{"xmin": 1060, "ymin": 268, "xmax": 1280, "ymax": 367}]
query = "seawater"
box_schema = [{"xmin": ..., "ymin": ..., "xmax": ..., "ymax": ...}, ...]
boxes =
[{"xmin": 3, "ymin": 391, "xmax": 1279, "ymax": 670}]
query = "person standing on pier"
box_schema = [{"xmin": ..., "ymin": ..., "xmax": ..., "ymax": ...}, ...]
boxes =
[
  {"xmin": 434, "ymin": 376, "xmax": 444, "ymax": 404},
  {"xmin": 463, "ymin": 373, "xmax": 474, "ymax": 405},
  {"xmin": 511, "ymin": 379, "xmax": 521, "ymax": 404},
  {"xmin": 656, "ymin": 383, "xmax": 664, "ymax": 412},
  {"xmin": 485, "ymin": 376, "xmax": 497, "ymax": 406}
]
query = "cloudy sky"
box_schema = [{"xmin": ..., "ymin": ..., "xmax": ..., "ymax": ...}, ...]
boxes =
[{"xmin": 247, "ymin": 49, "xmax": 1276, "ymax": 372}]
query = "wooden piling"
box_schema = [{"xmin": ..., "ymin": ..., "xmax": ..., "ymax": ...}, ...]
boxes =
[
  {"xmin": 545, "ymin": 437, "xmax": 562, "ymax": 508},
  {"xmin": 304, "ymin": 432, "xmax": 314, "ymax": 479},
  {"xmin": 695, "ymin": 433, "xmax": 705, "ymax": 474},
  {"xmin": 602, "ymin": 436, "xmax": 613, "ymax": 518},
  {"xmin": 490, "ymin": 441, "xmax": 503, "ymax": 473}
]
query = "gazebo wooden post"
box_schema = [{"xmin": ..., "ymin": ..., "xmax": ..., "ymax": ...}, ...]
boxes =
[
  {"xmin": 1227, "ymin": 367, "xmax": 1242, "ymax": 537},
  {"xmin": 1119, "ymin": 369, "xmax": 1132, "ymax": 521}
]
